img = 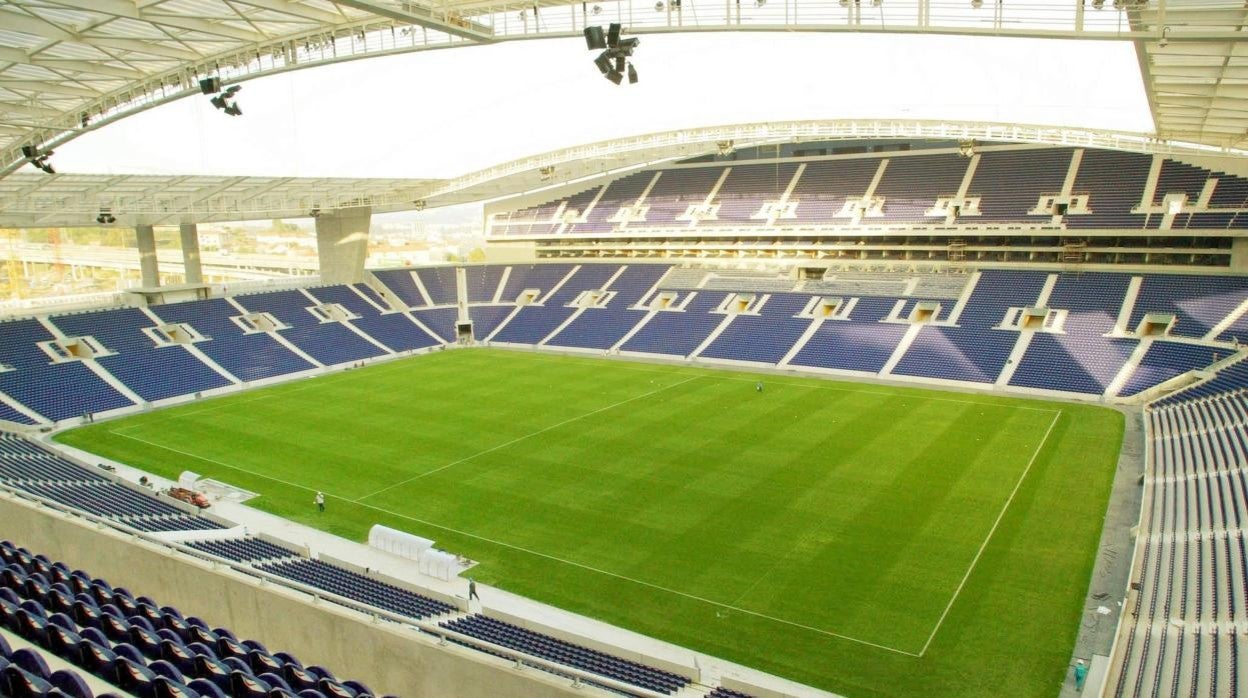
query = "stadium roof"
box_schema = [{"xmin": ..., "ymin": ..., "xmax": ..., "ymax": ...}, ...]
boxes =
[{"xmin": 0, "ymin": 1, "xmax": 1244, "ymax": 199}]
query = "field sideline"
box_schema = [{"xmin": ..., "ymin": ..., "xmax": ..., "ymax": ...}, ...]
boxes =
[{"xmin": 56, "ymin": 349, "xmax": 1126, "ymax": 697}]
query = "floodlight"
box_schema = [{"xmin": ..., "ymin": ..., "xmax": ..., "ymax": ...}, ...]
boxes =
[
  {"xmin": 584, "ymin": 26, "xmax": 606, "ymax": 50},
  {"xmin": 615, "ymin": 56, "xmax": 626, "ymax": 73},
  {"xmin": 607, "ymin": 23, "xmax": 621, "ymax": 47},
  {"xmin": 223, "ymin": 85, "xmax": 241, "ymax": 97},
  {"xmin": 627, "ymin": 63, "xmax": 638, "ymax": 84},
  {"xmin": 617, "ymin": 37, "xmax": 639, "ymax": 53},
  {"xmin": 20, "ymin": 145, "xmax": 37, "ymax": 159},
  {"xmin": 606, "ymin": 70, "xmax": 623, "ymax": 85},
  {"xmin": 210, "ymin": 95, "xmax": 227, "ymax": 110},
  {"xmin": 223, "ymin": 103, "xmax": 242, "ymax": 116}
]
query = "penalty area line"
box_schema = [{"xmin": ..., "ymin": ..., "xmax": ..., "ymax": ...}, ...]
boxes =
[
  {"xmin": 917, "ymin": 408, "xmax": 1063, "ymax": 657},
  {"xmin": 102, "ymin": 426, "xmax": 920, "ymax": 658}
]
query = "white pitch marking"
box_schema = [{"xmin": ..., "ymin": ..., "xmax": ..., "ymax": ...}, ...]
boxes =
[
  {"xmin": 917, "ymin": 408, "xmax": 1063, "ymax": 656},
  {"xmin": 101, "ymin": 427, "xmax": 923, "ymax": 657}
]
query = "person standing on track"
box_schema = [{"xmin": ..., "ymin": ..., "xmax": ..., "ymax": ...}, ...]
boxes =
[
  {"xmin": 1073, "ymin": 659, "xmax": 1088, "ymax": 691},
  {"xmin": 314, "ymin": 491, "xmax": 325, "ymax": 513},
  {"xmin": 468, "ymin": 577, "xmax": 480, "ymax": 603}
]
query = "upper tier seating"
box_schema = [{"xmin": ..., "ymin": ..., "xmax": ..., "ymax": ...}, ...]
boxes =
[{"xmin": 492, "ymin": 147, "xmax": 1248, "ymax": 235}]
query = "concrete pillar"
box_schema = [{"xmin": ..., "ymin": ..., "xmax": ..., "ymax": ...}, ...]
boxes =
[
  {"xmin": 1231, "ymin": 237, "xmax": 1248, "ymax": 272},
  {"xmin": 135, "ymin": 224, "xmax": 159, "ymax": 288},
  {"xmin": 179, "ymin": 223, "xmax": 203, "ymax": 285},
  {"xmin": 315, "ymin": 206, "xmax": 371, "ymax": 284}
]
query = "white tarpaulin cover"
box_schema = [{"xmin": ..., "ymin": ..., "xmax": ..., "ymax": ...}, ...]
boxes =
[{"xmin": 368, "ymin": 524, "xmax": 434, "ymax": 562}]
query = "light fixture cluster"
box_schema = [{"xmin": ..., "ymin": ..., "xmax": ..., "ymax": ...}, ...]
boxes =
[
  {"xmin": 199, "ymin": 77, "xmax": 242, "ymax": 116},
  {"xmin": 96, "ymin": 210, "xmax": 116, "ymax": 225},
  {"xmin": 20, "ymin": 145, "xmax": 54, "ymax": 174},
  {"xmin": 583, "ymin": 23, "xmax": 639, "ymax": 85}
]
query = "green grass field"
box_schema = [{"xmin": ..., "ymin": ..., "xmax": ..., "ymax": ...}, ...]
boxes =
[{"xmin": 56, "ymin": 349, "xmax": 1124, "ymax": 697}]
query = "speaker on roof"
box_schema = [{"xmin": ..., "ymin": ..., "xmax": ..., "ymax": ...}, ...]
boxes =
[
  {"xmin": 199, "ymin": 77, "xmax": 222, "ymax": 95},
  {"xmin": 584, "ymin": 26, "xmax": 606, "ymax": 50}
]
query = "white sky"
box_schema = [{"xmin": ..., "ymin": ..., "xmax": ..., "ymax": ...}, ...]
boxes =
[{"xmin": 51, "ymin": 32, "xmax": 1152, "ymax": 180}]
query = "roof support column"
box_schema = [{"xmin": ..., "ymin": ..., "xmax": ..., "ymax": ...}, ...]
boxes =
[
  {"xmin": 315, "ymin": 206, "xmax": 371, "ymax": 284},
  {"xmin": 135, "ymin": 224, "xmax": 159, "ymax": 288},
  {"xmin": 179, "ymin": 223, "xmax": 203, "ymax": 285},
  {"xmin": 1231, "ymin": 238, "xmax": 1248, "ymax": 273}
]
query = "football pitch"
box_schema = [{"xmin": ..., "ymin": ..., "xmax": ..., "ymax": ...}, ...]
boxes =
[{"xmin": 56, "ymin": 348, "xmax": 1125, "ymax": 697}]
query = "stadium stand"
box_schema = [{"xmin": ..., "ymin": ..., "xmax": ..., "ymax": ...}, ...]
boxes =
[
  {"xmin": 231, "ymin": 290, "xmax": 386, "ymax": 367},
  {"xmin": 6, "ymin": 264, "xmax": 1248, "ymax": 426},
  {"xmin": 1105, "ymin": 355, "xmax": 1248, "ymax": 697},
  {"xmin": 305, "ymin": 285, "xmax": 441, "ymax": 353},
  {"xmin": 439, "ymin": 615, "xmax": 690, "ymax": 695},
  {"xmin": 0, "ymin": 429, "xmax": 720, "ymax": 697},
  {"xmin": 0, "ymin": 434, "xmax": 222, "ymax": 534},
  {"xmin": 891, "ymin": 270, "xmax": 1048, "ymax": 383},
  {"xmin": 493, "ymin": 146, "xmax": 1248, "ymax": 238},
  {"xmin": 0, "ymin": 538, "xmax": 388, "ymax": 698},
  {"xmin": 0, "ymin": 319, "xmax": 134, "ymax": 422},
  {"xmin": 49, "ymin": 308, "xmax": 231, "ymax": 403},
  {"xmin": 620, "ymin": 291, "xmax": 730, "ymax": 357},
  {"xmin": 544, "ymin": 264, "xmax": 669, "ymax": 350},
  {"xmin": 148, "ymin": 299, "xmax": 314, "ymax": 383},
  {"xmin": 699, "ymin": 293, "xmax": 812, "ymax": 364},
  {"xmin": 1009, "ymin": 273, "xmax": 1137, "ymax": 395},
  {"xmin": 255, "ymin": 559, "xmax": 456, "ymax": 621}
]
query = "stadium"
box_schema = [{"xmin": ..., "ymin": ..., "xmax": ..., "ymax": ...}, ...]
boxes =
[{"xmin": 0, "ymin": 2, "xmax": 1245, "ymax": 698}]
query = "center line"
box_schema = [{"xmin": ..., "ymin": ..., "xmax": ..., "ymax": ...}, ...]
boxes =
[{"xmin": 353, "ymin": 375, "xmax": 702, "ymax": 502}]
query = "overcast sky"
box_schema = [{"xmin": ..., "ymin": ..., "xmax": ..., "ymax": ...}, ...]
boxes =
[{"xmin": 48, "ymin": 32, "xmax": 1152, "ymax": 184}]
